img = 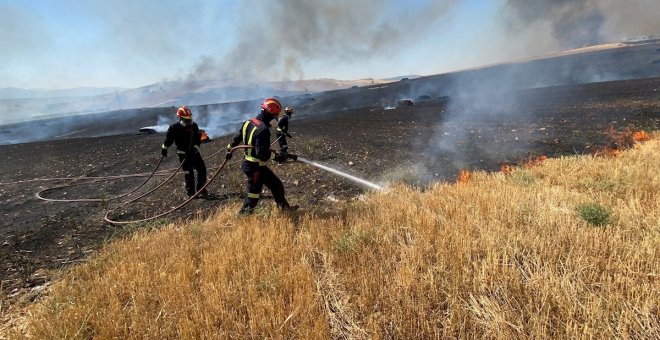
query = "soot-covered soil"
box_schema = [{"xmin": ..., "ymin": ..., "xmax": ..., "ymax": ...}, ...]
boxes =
[{"xmin": 0, "ymin": 77, "xmax": 658, "ymax": 307}]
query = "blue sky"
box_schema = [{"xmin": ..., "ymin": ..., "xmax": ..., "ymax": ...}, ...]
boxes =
[{"xmin": 1, "ymin": 0, "xmax": 656, "ymax": 89}]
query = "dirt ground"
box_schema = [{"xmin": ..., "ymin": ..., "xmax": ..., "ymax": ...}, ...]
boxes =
[{"xmin": 1, "ymin": 77, "xmax": 658, "ymax": 307}]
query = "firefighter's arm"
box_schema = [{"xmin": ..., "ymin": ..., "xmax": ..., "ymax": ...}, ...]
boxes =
[
  {"xmin": 227, "ymin": 126, "xmax": 242, "ymax": 150},
  {"xmin": 284, "ymin": 119, "xmax": 292, "ymax": 137},
  {"xmin": 254, "ymin": 129, "xmax": 275, "ymax": 162},
  {"xmin": 193, "ymin": 124, "xmax": 201, "ymax": 152},
  {"xmin": 225, "ymin": 124, "xmax": 244, "ymax": 160},
  {"xmin": 163, "ymin": 125, "xmax": 175, "ymax": 148},
  {"xmin": 161, "ymin": 126, "xmax": 174, "ymax": 157},
  {"xmin": 194, "ymin": 124, "xmax": 201, "ymax": 146},
  {"xmin": 278, "ymin": 116, "xmax": 289, "ymax": 133}
]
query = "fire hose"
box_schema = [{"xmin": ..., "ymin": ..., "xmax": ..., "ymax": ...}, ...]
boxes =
[
  {"xmin": 102, "ymin": 143, "xmax": 384, "ymax": 225},
  {"xmin": 33, "ymin": 137, "xmax": 285, "ymax": 202},
  {"xmin": 26, "ymin": 134, "xmax": 383, "ymax": 225},
  {"xmin": 103, "ymin": 145, "xmax": 252, "ymax": 225},
  {"xmin": 35, "ymin": 156, "xmax": 169, "ymax": 203},
  {"xmin": 35, "ymin": 150, "xmax": 228, "ymax": 203}
]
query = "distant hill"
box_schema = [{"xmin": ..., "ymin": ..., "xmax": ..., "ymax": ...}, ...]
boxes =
[
  {"xmin": 0, "ymin": 87, "xmax": 127, "ymax": 100},
  {"xmin": 382, "ymin": 75, "xmax": 421, "ymax": 81},
  {"xmin": 2, "ymin": 39, "xmax": 659, "ymax": 144},
  {"xmin": 0, "ymin": 78, "xmax": 393, "ymax": 125}
]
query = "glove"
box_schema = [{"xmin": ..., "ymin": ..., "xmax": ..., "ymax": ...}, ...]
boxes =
[
  {"xmin": 225, "ymin": 151, "xmax": 233, "ymax": 160},
  {"xmin": 161, "ymin": 148, "xmax": 168, "ymax": 157},
  {"xmin": 286, "ymin": 132, "xmax": 293, "ymax": 139},
  {"xmin": 287, "ymin": 153, "xmax": 298, "ymax": 161}
]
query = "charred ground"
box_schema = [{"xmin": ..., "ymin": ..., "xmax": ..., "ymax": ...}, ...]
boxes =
[{"xmin": 0, "ymin": 77, "xmax": 659, "ymax": 306}]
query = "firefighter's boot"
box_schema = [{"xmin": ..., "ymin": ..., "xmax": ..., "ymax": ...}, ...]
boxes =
[
  {"xmin": 277, "ymin": 148, "xmax": 288, "ymax": 165},
  {"xmin": 239, "ymin": 197, "xmax": 259, "ymax": 216},
  {"xmin": 195, "ymin": 188, "xmax": 209, "ymax": 199}
]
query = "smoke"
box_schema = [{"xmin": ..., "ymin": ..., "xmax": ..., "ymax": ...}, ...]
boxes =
[
  {"xmin": 400, "ymin": 0, "xmax": 660, "ymax": 184},
  {"xmin": 187, "ymin": 100, "xmax": 265, "ymax": 139},
  {"xmin": 505, "ymin": 0, "xmax": 660, "ymax": 49},
  {"xmin": 189, "ymin": 0, "xmax": 458, "ymax": 83},
  {"xmin": 3, "ymin": 0, "xmax": 660, "ymax": 146},
  {"xmin": 186, "ymin": 0, "xmax": 660, "ymax": 85},
  {"xmin": 3, "ymin": 0, "xmax": 660, "ymax": 89}
]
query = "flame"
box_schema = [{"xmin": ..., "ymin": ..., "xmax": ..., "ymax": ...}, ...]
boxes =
[
  {"xmin": 632, "ymin": 130, "xmax": 650, "ymax": 142},
  {"xmin": 593, "ymin": 127, "xmax": 627, "ymax": 157},
  {"xmin": 590, "ymin": 128, "xmax": 650, "ymax": 157},
  {"xmin": 605, "ymin": 127, "xmax": 650, "ymax": 148},
  {"xmin": 500, "ymin": 164, "xmax": 513, "ymax": 175},
  {"xmin": 200, "ymin": 130, "xmax": 209, "ymax": 142},
  {"xmin": 457, "ymin": 169, "xmax": 471, "ymax": 184},
  {"xmin": 524, "ymin": 155, "xmax": 548, "ymax": 168},
  {"xmin": 592, "ymin": 146, "xmax": 622, "ymax": 157}
]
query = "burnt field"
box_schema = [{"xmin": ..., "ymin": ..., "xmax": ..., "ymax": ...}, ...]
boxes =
[{"xmin": 1, "ymin": 76, "xmax": 659, "ymax": 304}]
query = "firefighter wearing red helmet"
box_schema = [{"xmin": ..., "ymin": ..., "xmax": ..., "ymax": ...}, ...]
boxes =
[
  {"xmin": 226, "ymin": 98, "xmax": 298, "ymax": 215},
  {"xmin": 161, "ymin": 106, "xmax": 208, "ymax": 198},
  {"xmin": 275, "ymin": 106, "xmax": 294, "ymax": 164}
]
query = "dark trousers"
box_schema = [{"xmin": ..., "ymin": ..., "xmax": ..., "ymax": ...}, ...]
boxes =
[
  {"xmin": 178, "ymin": 152, "xmax": 207, "ymax": 196},
  {"xmin": 276, "ymin": 132, "xmax": 288, "ymax": 154},
  {"xmin": 240, "ymin": 162, "xmax": 289, "ymax": 214}
]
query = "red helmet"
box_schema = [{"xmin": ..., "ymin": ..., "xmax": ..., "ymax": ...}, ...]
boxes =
[
  {"xmin": 177, "ymin": 106, "xmax": 193, "ymax": 119},
  {"xmin": 261, "ymin": 98, "xmax": 282, "ymax": 116}
]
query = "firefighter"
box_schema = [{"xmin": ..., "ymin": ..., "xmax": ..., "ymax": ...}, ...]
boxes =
[
  {"xmin": 161, "ymin": 106, "xmax": 208, "ymax": 198},
  {"xmin": 226, "ymin": 98, "xmax": 297, "ymax": 215},
  {"xmin": 275, "ymin": 106, "xmax": 294, "ymax": 164}
]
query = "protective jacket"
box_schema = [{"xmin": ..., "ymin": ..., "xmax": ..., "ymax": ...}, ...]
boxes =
[
  {"xmin": 227, "ymin": 112, "xmax": 290, "ymax": 214},
  {"xmin": 276, "ymin": 114, "xmax": 290, "ymax": 135},
  {"xmin": 228, "ymin": 112, "xmax": 275, "ymax": 167},
  {"xmin": 162, "ymin": 121, "xmax": 202, "ymax": 155},
  {"xmin": 162, "ymin": 121, "xmax": 206, "ymax": 196}
]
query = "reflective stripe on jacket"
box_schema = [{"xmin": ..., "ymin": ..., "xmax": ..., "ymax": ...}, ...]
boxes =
[{"xmin": 228, "ymin": 114, "xmax": 275, "ymax": 166}]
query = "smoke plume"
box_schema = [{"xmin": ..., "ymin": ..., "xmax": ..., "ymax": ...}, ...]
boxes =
[
  {"xmin": 505, "ymin": 0, "xmax": 660, "ymax": 49},
  {"xmin": 183, "ymin": 0, "xmax": 660, "ymax": 85},
  {"xmin": 189, "ymin": 0, "xmax": 458, "ymax": 83}
]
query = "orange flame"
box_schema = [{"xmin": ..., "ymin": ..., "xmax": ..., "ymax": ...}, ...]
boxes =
[
  {"xmin": 500, "ymin": 164, "xmax": 513, "ymax": 175},
  {"xmin": 524, "ymin": 155, "xmax": 548, "ymax": 168},
  {"xmin": 457, "ymin": 169, "xmax": 471, "ymax": 184},
  {"xmin": 200, "ymin": 130, "xmax": 209, "ymax": 142},
  {"xmin": 592, "ymin": 146, "xmax": 622, "ymax": 157},
  {"xmin": 632, "ymin": 130, "xmax": 650, "ymax": 142},
  {"xmin": 592, "ymin": 127, "xmax": 630, "ymax": 156}
]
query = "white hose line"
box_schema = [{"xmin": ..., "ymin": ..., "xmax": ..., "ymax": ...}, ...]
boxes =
[{"xmin": 297, "ymin": 157, "xmax": 383, "ymax": 191}]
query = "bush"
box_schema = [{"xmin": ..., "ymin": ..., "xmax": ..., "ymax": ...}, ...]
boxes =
[{"xmin": 577, "ymin": 203, "xmax": 613, "ymax": 226}]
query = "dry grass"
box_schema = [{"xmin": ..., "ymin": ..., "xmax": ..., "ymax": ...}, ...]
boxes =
[{"xmin": 5, "ymin": 136, "xmax": 659, "ymax": 339}]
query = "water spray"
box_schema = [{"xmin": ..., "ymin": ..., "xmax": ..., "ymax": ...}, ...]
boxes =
[{"xmin": 297, "ymin": 157, "xmax": 383, "ymax": 191}]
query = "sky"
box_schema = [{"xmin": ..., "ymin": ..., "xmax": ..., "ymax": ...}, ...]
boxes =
[{"xmin": 1, "ymin": 0, "xmax": 659, "ymax": 89}]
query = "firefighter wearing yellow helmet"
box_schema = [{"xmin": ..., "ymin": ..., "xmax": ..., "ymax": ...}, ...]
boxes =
[
  {"xmin": 226, "ymin": 98, "xmax": 298, "ymax": 215},
  {"xmin": 161, "ymin": 106, "xmax": 208, "ymax": 198}
]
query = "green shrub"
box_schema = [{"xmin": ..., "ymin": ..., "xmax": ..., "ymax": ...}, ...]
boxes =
[{"xmin": 577, "ymin": 203, "xmax": 613, "ymax": 227}]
